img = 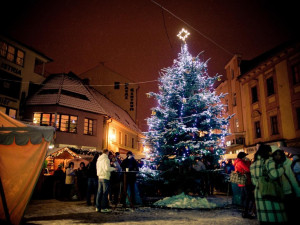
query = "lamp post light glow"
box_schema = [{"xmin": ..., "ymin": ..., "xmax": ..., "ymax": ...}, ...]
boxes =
[{"xmin": 177, "ymin": 28, "xmax": 190, "ymax": 42}]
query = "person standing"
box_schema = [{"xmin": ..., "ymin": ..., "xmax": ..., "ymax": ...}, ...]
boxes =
[
  {"xmin": 65, "ymin": 162, "xmax": 76, "ymax": 200},
  {"xmin": 76, "ymin": 162, "xmax": 88, "ymax": 200},
  {"xmin": 121, "ymin": 151, "xmax": 139, "ymax": 205},
  {"xmin": 96, "ymin": 149, "xmax": 116, "ymax": 213},
  {"xmin": 86, "ymin": 153, "xmax": 99, "ymax": 206},
  {"xmin": 234, "ymin": 152, "xmax": 254, "ymax": 219},
  {"xmin": 291, "ymin": 154, "xmax": 300, "ymax": 185},
  {"xmin": 272, "ymin": 149, "xmax": 300, "ymax": 223},
  {"xmin": 53, "ymin": 164, "xmax": 65, "ymax": 200},
  {"xmin": 250, "ymin": 144, "xmax": 287, "ymax": 224}
]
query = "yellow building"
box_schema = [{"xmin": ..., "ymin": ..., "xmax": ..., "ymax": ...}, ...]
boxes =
[
  {"xmin": 0, "ymin": 35, "xmax": 52, "ymax": 119},
  {"xmin": 238, "ymin": 41, "xmax": 300, "ymax": 150},
  {"xmin": 79, "ymin": 63, "xmax": 139, "ymax": 123},
  {"xmin": 217, "ymin": 41, "xmax": 300, "ymax": 157},
  {"xmin": 216, "ymin": 54, "xmax": 246, "ymax": 156}
]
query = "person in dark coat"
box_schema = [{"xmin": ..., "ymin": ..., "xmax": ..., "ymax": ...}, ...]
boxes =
[
  {"xmin": 86, "ymin": 153, "xmax": 99, "ymax": 206},
  {"xmin": 120, "ymin": 151, "xmax": 139, "ymax": 205},
  {"xmin": 53, "ymin": 165, "xmax": 65, "ymax": 200}
]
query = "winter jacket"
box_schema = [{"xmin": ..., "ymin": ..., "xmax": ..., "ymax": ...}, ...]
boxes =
[
  {"xmin": 250, "ymin": 157, "xmax": 287, "ymax": 223},
  {"xmin": 96, "ymin": 154, "xmax": 115, "ymax": 180},
  {"xmin": 234, "ymin": 158, "xmax": 251, "ymax": 187},
  {"xmin": 292, "ymin": 155, "xmax": 300, "ymax": 183},
  {"xmin": 281, "ymin": 159, "xmax": 300, "ymax": 197}
]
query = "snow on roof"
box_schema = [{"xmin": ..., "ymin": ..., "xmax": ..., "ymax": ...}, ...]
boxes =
[
  {"xmin": 87, "ymin": 87, "xmax": 141, "ymax": 133},
  {"xmin": 27, "ymin": 73, "xmax": 106, "ymax": 114},
  {"xmin": 27, "ymin": 72, "xmax": 141, "ymax": 134}
]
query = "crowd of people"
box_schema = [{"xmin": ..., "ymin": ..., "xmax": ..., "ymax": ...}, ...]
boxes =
[
  {"xmin": 51, "ymin": 145, "xmax": 300, "ymax": 222},
  {"xmin": 227, "ymin": 144, "xmax": 300, "ymax": 224},
  {"xmin": 52, "ymin": 150, "xmax": 142, "ymax": 213}
]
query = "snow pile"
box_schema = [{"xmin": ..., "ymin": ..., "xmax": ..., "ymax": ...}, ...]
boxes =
[{"xmin": 153, "ymin": 193, "xmax": 217, "ymax": 209}]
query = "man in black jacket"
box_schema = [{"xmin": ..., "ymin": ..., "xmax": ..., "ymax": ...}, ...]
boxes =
[{"xmin": 120, "ymin": 151, "xmax": 139, "ymax": 205}]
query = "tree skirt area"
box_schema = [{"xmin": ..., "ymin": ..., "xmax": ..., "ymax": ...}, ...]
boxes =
[{"xmin": 153, "ymin": 193, "xmax": 221, "ymax": 209}]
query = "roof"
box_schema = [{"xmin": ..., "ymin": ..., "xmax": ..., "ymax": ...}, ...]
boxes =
[
  {"xmin": 239, "ymin": 39, "xmax": 300, "ymax": 77},
  {"xmin": 26, "ymin": 72, "xmax": 141, "ymax": 133},
  {"xmin": 88, "ymin": 86, "xmax": 141, "ymax": 133},
  {"xmin": 27, "ymin": 72, "xmax": 106, "ymax": 114}
]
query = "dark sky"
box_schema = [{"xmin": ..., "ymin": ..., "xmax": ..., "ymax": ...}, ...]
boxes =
[{"xmin": 1, "ymin": 0, "xmax": 298, "ymax": 131}]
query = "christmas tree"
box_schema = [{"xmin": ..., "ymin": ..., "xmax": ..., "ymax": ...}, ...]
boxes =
[{"xmin": 145, "ymin": 30, "xmax": 230, "ymax": 166}]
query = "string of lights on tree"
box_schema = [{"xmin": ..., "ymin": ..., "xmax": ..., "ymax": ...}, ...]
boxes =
[{"xmin": 144, "ymin": 28, "xmax": 231, "ymax": 165}]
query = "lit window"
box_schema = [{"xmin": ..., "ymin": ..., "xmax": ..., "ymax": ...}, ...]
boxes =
[
  {"xmin": 6, "ymin": 45, "xmax": 15, "ymax": 62},
  {"xmin": 16, "ymin": 49, "xmax": 25, "ymax": 66},
  {"xmin": 70, "ymin": 116, "xmax": 78, "ymax": 133},
  {"xmin": 33, "ymin": 113, "xmax": 41, "ymax": 124},
  {"xmin": 0, "ymin": 41, "xmax": 7, "ymax": 57},
  {"xmin": 41, "ymin": 113, "xmax": 51, "ymax": 125},
  {"xmin": 8, "ymin": 109, "xmax": 16, "ymax": 118},
  {"xmin": 84, "ymin": 118, "xmax": 94, "ymax": 135}
]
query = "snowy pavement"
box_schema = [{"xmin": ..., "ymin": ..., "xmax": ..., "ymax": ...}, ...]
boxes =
[{"xmin": 23, "ymin": 196, "xmax": 259, "ymax": 225}]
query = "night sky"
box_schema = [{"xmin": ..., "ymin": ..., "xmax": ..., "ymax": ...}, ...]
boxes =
[{"xmin": 1, "ymin": 0, "xmax": 298, "ymax": 131}]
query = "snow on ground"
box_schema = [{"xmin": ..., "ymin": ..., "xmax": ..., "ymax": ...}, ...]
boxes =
[
  {"xmin": 22, "ymin": 195, "xmax": 259, "ymax": 225},
  {"xmin": 153, "ymin": 193, "xmax": 217, "ymax": 209}
]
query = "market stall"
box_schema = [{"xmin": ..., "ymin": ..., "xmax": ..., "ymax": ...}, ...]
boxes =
[{"xmin": 0, "ymin": 111, "xmax": 55, "ymax": 225}]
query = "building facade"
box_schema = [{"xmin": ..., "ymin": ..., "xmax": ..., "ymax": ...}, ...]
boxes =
[
  {"xmin": 0, "ymin": 35, "xmax": 52, "ymax": 119},
  {"xmin": 217, "ymin": 41, "xmax": 300, "ymax": 157},
  {"xmin": 79, "ymin": 63, "xmax": 139, "ymax": 123},
  {"xmin": 24, "ymin": 72, "xmax": 145, "ymax": 158}
]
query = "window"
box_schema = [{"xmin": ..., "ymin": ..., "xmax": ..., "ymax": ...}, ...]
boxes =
[
  {"xmin": 266, "ymin": 77, "xmax": 275, "ymax": 96},
  {"xmin": 296, "ymin": 108, "xmax": 300, "ymax": 129},
  {"xmin": 119, "ymin": 131, "xmax": 122, "ymax": 144},
  {"xmin": 16, "ymin": 50, "xmax": 24, "ymax": 66},
  {"xmin": 0, "ymin": 41, "xmax": 8, "ymax": 57},
  {"xmin": 235, "ymin": 118, "xmax": 239, "ymax": 129},
  {"xmin": 84, "ymin": 118, "xmax": 94, "ymax": 135},
  {"xmin": 34, "ymin": 58, "xmax": 44, "ymax": 75},
  {"xmin": 292, "ymin": 63, "xmax": 300, "ymax": 84},
  {"xmin": 41, "ymin": 113, "xmax": 51, "ymax": 125},
  {"xmin": 125, "ymin": 134, "xmax": 128, "ymax": 146},
  {"xmin": 0, "ymin": 40, "xmax": 25, "ymax": 66},
  {"xmin": 255, "ymin": 121, "xmax": 261, "ymax": 138},
  {"xmin": 132, "ymin": 138, "xmax": 134, "ymax": 148},
  {"xmin": 231, "ymin": 69, "xmax": 234, "ymax": 79},
  {"xmin": 233, "ymin": 93, "xmax": 236, "ymax": 106},
  {"xmin": 114, "ymin": 82, "xmax": 120, "ymax": 89},
  {"xmin": 7, "ymin": 45, "xmax": 15, "ymax": 62},
  {"xmin": 33, "ymin": 113, "xmax": 77, "ymax": 132},
  {"xmin": 251, "ymin": 86, "xmax": 258, "ymax": 103},
  {"xmin": 270, "ymin": 116, "xmax": 279, "ymax": 135}
]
